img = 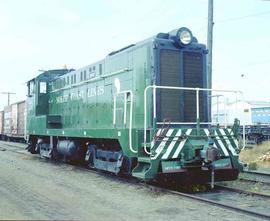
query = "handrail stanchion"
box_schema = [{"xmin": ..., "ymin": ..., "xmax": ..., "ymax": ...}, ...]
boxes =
[
  {"xmin": 124, "ymin": 93, "xmax": 127, "ymax": 126},
  {"xmin": 129, "ymin": 91, "xmax": 134, "ymax": 152},
  {"xmin": 113, "ymin": 95, "xmax": 116, "ymax": 126},
  {"xmin": 217, "ymin": 95, "xmax": 219, "ymax": 123},
  {"xmin": 196, "ymin": 88, "xmax": 199, "ymax": 119},
  {"xmin": 242, "ymin": 124, "xmax": 246, "ymax": 150},
  {"xmin": 153, "ymin": 86, "xmax": 157, "ymax": 132},
  {"xmin": 144, "ymin": 86, "xmax": 151, "ymax": 154},
  {"xmin": 196, "ymin": 88, "xmax": 200, "ymax": 134},
  {"xmin": 114, "ymin": 90, "xmax": 137, "ymax": 153},
  {"xmin": 224, "ymin": 96, "xmax": 228, "ymax": 128}
]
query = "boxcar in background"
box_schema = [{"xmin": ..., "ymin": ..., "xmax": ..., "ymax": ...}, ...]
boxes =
[
  {"xmin": 3, "ymin": 100, "xmax": 26, "ymax": 142},
  {"xmin": 0, "ymin": 111, "xmax": 3, "ymax": 140}
]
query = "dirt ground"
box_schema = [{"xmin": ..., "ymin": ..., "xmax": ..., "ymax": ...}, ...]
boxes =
[{"xmin": 0, "ymin": 142, "xmax": 261, "ymax": 221}]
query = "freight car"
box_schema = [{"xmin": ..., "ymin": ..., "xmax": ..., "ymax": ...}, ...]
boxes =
[
  {"xmin": 2, "ymin": 100, "xmax": 26, "ymax": 142},
  {"xmin": 239, "ymin": 125, "xmax": 270, "ymax": 144},
  {"xmin": 26, "ymin": 27, "xmax": 243, "ymax": 184}
]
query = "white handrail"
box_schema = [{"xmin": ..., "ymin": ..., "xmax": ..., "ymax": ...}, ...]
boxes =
[
  {"xmin": 156, "ymin": 122, "xmax": 228, "ymax": 125},
  {"xmin": 124, "ymin": 93, "xmax": 127, "ymax": 125},
  {"xmin": 242, "ymin": 124, "xmax": 246, "ymax": 150},
  {"xmin": 113, "ymin": 90, "xmax": 137, "ymax": 153},
  {"xmin": 113, "ymin": 96, "xmax": 116, "ymax": 125},
  {"xmin": 143, "ymin": 85, "xmax": 244, "ymax": 155},
  {"xmin": 196, "ymin": 89, "xmax": 199, "ymax": 119}
]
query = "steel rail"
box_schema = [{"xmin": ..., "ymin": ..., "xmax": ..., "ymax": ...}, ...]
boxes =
[
  {"xmin": 239, "ymin": 177, "xmax": 270, "ymax": 185},
  {"xmin": 146, "ymin": 184, "xmax": 270, "ymax": 220},
  {"xmin": 215, "ymin": 184, "xmax": 270, "ymax": 198},
  {"xmin": 240, "ymin": 170, "xmax": 270, "ymax": 185},
  {"xmin": 0, "ymin": 141, "xmax": 29, "ymax": 155},
  {"xmin": 243, "ymin": 170, "xmax": 270, "ymax": 176}
]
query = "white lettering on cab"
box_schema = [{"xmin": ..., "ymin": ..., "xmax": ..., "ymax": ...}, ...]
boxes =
[
  {"xmin": 55, "ymin": 86, "xmax": 105, "ymax": 103},
  {"xmin": 87, "ymin": 86, "xmax": 104, "ymax": 98}
]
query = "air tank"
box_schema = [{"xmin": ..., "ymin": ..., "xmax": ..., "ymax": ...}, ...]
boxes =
[{"xmin": 57, "ymin": 140, "xmax": 78, "ymax": 157}]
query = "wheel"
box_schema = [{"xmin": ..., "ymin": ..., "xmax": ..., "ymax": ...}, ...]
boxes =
[
  {"xmin": 27, "ymin": 141, "xmax": 37, "ymax": 154},
  {"xmin": 120, "ymin": 156, "xmax": 134, "ymax": 176}
]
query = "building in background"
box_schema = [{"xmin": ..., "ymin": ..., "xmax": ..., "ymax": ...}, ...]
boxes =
[{"xmin": 212, "ymin": 100, "xmax": 270, "ymax": 125}]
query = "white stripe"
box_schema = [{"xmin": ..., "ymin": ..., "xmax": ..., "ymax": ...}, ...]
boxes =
[
  {"xmin": 204, "ymin": 129, "xmax": 210, "ymax": 136},
  {"xmin": 233, "ymin": 138, "xmax": 239, "ymax": 147},
  {"xmin": 204, "ymin": 129, "xmax": 220, "ymax": 149},
  {"xmin": 151, "ymin": 129, "xmax": 174, "ymax": 160},
  {"xmin": 226, "ymin": 128, "xmax": 239, "ymax": 148},
  {"xmin": 186, "ymin": 129, "xmax": 192, "ymax": 136},
  {"xmin": 219, "ymin": 129, "xmax": 237, "ymax": 155},
  {"xmin": 215, "ymin": 131, "xmax": 229, "ymax": 156},
  {"xmin": 172, "ymin": 139, "xmax": 187, "ymax": 159},
  {"xmin": 156, "ymin": 129, "xmax": 162, "ymax": 136},
  {"xmin": 162, "ymin": 130, "xmax": 182, "ymax": 159},
  {"xmin": 172, "ymin": 129, "xmax": 192, "ymax": 159},
  {"xmin": 151, "ymin": 129, "xmax": 162, "ymax": 148}
]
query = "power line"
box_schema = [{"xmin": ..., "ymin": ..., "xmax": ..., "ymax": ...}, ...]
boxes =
[
  {"xmin": 217, "ymin": 10, "xmax": 270, "ymax": 23},
  {"xmin": 246, "ymin": 59, "xmax": 270, "ymax": 66},
  {"xmin": 1, "ymin": 92, "xmax": 16, "ymax": 106}
]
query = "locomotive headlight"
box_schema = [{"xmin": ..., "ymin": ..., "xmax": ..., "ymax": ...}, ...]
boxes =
[{"xmin": 179, "ymin": 30, "xmax": 192, "ymax": 45}]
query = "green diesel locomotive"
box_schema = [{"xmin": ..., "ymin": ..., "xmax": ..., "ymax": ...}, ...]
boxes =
[{"xmin": 26, "ymin": 27, "xmax": 243, "ymax": 184}]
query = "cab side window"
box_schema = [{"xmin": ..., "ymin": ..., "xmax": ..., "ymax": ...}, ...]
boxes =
[
  {"xmin": 39, "ymin": 82, "xmax": 47, "ymax": 94},
  {"xmin": 27, "ymin": 80, "xmax": 35, "ymax": 96}
]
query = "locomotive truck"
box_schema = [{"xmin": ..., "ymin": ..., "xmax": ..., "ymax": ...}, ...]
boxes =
[{"xmin": 26, "ymin": 27, "xmax": 243, "ymax": 184}]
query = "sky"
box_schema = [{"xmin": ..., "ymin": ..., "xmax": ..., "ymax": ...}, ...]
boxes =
[{"xmin": 0, "ymin": 0, "xmax": 269, "ymax": 110}]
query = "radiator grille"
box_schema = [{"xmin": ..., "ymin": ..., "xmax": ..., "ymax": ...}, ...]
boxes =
[
  {"xmin": 183, "ymin": 51, "xmax": 205, "ymax": 122},
  {"xmin": 159, "ymin": 50, "xmax": 181, "ymax": 122},
  {"xmin": 159, "ymin": 50, "xmax": 205, "ymax": 122}
]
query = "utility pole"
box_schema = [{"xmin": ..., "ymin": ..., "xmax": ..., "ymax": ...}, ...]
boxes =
[
  {"xmin": 207, "ymin": 0, "xmax": 214, "ymax": 89},
  {"xmin": 1, "ymin": 92, "xmax": 16, "ymax": 106},
  {"xmin": 207, "ymin": 0, "xmax": 214, "ymax": 121}
]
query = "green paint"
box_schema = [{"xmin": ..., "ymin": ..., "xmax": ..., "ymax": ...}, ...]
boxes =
[{"xmin": 26, "ymin": 29, "xmax": 243, "ymax": 181}]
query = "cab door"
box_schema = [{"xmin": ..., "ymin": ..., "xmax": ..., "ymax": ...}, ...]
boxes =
[{"xmin": 36, "ymin": 80, "xmax": 49, "ymax": 115}]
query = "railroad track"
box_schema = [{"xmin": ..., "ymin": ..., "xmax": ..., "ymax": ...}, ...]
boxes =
[
  {"xmin": 244, "ymin": 170, "xmax": 270, "ymax": 176},
  {"xmin": 215, "ymin": 184, "xmax": 270, "ymax": 198},
  {"xmin": 146, "ymin": 184, "xmax": 270, "ymax": 220},
  {"xmin": 0, "ymin": 141, "xmax": 28, "ymax": 155},
  {"xmin": 1, "ymin": 141, "xmax": 270, "ymax": 220},
  {"xmin": 241, "ymin": 170, "xmax": 270, "ymax": 185}
]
